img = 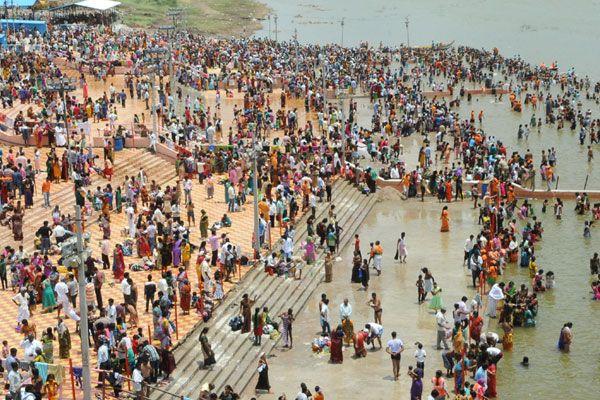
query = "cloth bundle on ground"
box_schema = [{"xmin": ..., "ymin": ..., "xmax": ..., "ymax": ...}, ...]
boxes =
[
  {"xmin": 229, "ymin": 316, "xmax": 242, "ymax": 331},
  {"xmin": 311, "ymin": 336, "xmax": 331, "ymax": 353}
]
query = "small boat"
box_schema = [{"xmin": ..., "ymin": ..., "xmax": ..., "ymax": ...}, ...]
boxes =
[{"xmin": 413, "ymin": 41, "xmax": 455, "ymax": 51}]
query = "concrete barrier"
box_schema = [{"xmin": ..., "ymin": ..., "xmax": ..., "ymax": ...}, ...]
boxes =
[
  {"xmin": 511, "ymin": 183, "xmax": 600, "ymax": 200},
  {"xmin": 423, "ymin": 88, "xmax": 510, "ymax": 97}
]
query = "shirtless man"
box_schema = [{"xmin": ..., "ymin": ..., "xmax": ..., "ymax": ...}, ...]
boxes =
[{"xmin": 367, "ymin": 292, "xmax": 382, "ymax": 324}]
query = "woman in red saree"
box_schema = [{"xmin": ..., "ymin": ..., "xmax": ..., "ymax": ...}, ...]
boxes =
[
  {"xmin": 137, "ymin": 234, "xmax": 151, "ymax": 258},
  {"xmin": 113, "ymin": 244, "xmax": 125, "ymax": 282},
  {"xmin": 35, "ymin": 125, "xmax": 44, "ymax": 148},
  {"xmin": 440, "ymin": 206, "xmax": 450, "ymax": 232},
  {"xmin": 486, "ymin": 363, "xmax": 497, "ymax": 397},
  {"xmin": 180, "ymin": 280, "xmax": 191, "ymax": 314},
  {"xmin": 329, "ymin": 325, "xmax": 344, "ymax": 364},
  {"xmin": 445, "ymin": 180, "xmax": 453, "ymax": 202},
  {"xmin": 469, "ymin": 311, "xmax": 483, "ymax": 343},
  {"xmin": 354, "ymin": 330, "xmax": 368, "ymax": 357},
  {"xmin": 103, "ymin": 159, "xmax": 113, "ymax": 181}
]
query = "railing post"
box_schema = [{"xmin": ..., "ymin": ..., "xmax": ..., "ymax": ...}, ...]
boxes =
[
  {"xmin": 174, "ymin": 301, "xmax": 179, "ymax": 340},
  {"xmin": 68, "ymin": 359, "xmax": 76, "ymax": 400}
]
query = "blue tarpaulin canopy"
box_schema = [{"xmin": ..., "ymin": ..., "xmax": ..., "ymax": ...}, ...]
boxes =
[{"xmin": 0, "ymin": 19, "xmax": 47, "ymax": 35}]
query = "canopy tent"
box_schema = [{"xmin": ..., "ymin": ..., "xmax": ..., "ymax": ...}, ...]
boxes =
[
  {"xmin": 48, "ymin": 0, "xmax": 121, "ymax": 25},
  {"xmin": 74, "ymin": 0, "xmax": 121, "ymax": 11},
  {"xmin": 0, "ymin": 19, "xmax": 47, "ymax": 34}
]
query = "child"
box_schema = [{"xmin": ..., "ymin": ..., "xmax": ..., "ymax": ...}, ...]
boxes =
[
  {"xmin": 42, "ymin": 373, "xmax": 59, "ymax": 400},
  {"xmin": 414, "ymin": 342, "xmax": 426, "ymax": 371},
  {"xmin": 10, "ymin": 267, "xmax": 19, "ymax": 292},
  {"xmin": 416, "ymin": 275, "xmax": 425, "ymax": 304},
  {"xmin": 191, "ymin": 292, "xmax": 200, "ymax": 309}
]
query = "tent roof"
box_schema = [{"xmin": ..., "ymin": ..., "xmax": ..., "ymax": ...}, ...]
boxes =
[{"xmin": 74, "ymin": 0, "xmax": 121, "ymax": 11}]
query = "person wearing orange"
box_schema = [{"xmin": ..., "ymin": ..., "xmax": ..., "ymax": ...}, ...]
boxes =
[
  {"xmin": 42, "ymin": 178, "xmax": 51, "ymax": 208},
  {"xmin": 313, "ymin": 386, "xmax": 325, "ymax": 400},
  {"xmin": 371, "ymin": 241, "xmax": 383, "ymax": 275},
  {"xmin": 444, "ymin": 180, "xmax": 452, "ymax": 202},
  {"xmin": 487, "ymin": 362, "xmax": 498, "ymax": 397},
  {"xmin": 42, "ymin": 374, "xmax": 60, "ymax": 400},
  {"xmin": 440, "ymin": 206, "xmax": 450, "ymax": 232},
  {"xmin": 469, "ymin": 311, "xmax": 484, "ymax": 343}
]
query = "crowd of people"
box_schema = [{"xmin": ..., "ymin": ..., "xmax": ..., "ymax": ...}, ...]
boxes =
[{"xmin": 0, "ymin": 12, "xmax": 597, "ymax": 400}]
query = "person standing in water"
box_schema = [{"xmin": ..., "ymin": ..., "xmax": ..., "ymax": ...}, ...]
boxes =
[
  {"xmin": 558, "ymin": 322, "xmax": 573, "ymax": 352},
  {"xmin": 386, "ymin": 331, "xmax": 404, "ymax": 381},
  {"xmin": 395, "ymin": 232, "xmax": 408, "ymax": 263},
  {"xmin": 367, "ymin": 292, "xmax": 382, "ymax": 324},
  {"xmin": 440, "ymin": 206, "xmax": 450, "ymax": 232}
]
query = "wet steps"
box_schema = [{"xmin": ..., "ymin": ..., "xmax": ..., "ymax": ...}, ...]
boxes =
[{"xmin": 152, "ymin": 180, "xmax": 379, "ymax": 399}]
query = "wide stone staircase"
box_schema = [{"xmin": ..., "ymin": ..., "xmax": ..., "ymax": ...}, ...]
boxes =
[
  {"xmin": 2, "ymin": 147, "xmax": 177, "ymax": 253},
  {"xmin": 152, "ymin": 180, "xmax": 379, "ymax": 399}
]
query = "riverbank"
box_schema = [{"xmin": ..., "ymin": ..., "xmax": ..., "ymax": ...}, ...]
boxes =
[{"xmin": 119, "ymin": 0, "xmax": 269, "ymax": 35}]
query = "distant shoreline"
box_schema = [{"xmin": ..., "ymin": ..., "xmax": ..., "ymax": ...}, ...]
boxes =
[{"xmin": 118, "ymin": 0, "xmax": 269, "ymax": 37}]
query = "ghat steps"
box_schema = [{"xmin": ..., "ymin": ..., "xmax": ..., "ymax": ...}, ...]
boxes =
[{"xmin": 153, "ymin": 180, "xmax": 379, "ymax": 399}]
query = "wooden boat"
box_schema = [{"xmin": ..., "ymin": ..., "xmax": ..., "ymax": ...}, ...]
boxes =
[{"xmin": 413, "ymin": 41, "xmax": 455, "ymax": 51}]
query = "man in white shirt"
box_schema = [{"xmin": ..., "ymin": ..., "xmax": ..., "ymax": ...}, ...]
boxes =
[
  {"xmin": 339, "ymin": 298, "xmax": 352, "ymax": 321},
  {"xmin": 158, "ymin": 274, "xmax": 169, "ymax": 294},
  {"xmin": 121, "ymin": 273, "xmax": 132, "ymax": 304},
  {"xmin": 457, "ymin": 296, "xmax": 469, "ymax": 322},
  {"xmin": 206, "ymin": 123, "xmax": 216, "ymax": 144},
  {"xmin": 385, "ymin": 331, "xmax": 404, "ymax": 380},
  {"xmin": 319, "ymin": 299, "xmax": 330, "ymax": 336},
  {"xmin": 53, "ymin": 224, "xmax": 68, "ymax": 244},
  {"xmin": 469, "ymin": 250, "xmax": 484, "ymax": 288},
  {"xmin": 464, "ymin": 234, "xmax": 475, "ymax": 265},
  {"xmin": 20, "ymin": 335, "xmax": 42, "ymax": 362},
  {"xmin": 183, "ymin": 178, "xmax": 193, "ymax": 204},
  {"xmin": 97, "ymin": 339, "xmax": 110, "ymax": 371},
  {"xmin": 435, "ymin": 309, "xmax": 450, "ymax": 350},
  {"xmin": 107, "ymin": 298, "xmax": 117, "ymax": 323},
  {"xmin": 132, "ymin": 365, "xmax": 144, "ymax": 397},
  {"xmin": 365, "ymin": 322, "xmax": 383, "ymax": 349},
  {"xmin": 8, "ymin": 364, "xmax": 22, "ymax": 399},
  {"xmin": 282, "ymin": 235, "xmax": 293, "ymax": 260}
]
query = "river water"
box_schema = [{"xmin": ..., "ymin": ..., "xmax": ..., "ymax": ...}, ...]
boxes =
[
  {"xmin": 251, "ymin": 1, "xmax": 600, "ymax": 398},
  {"xmin": 255, "ymin": 0, "xmax": 600, "ymax": 78}
]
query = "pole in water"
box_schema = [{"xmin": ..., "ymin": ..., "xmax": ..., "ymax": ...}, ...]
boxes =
[
  {"xmin": 584, "ymin": 174, "xmax": 589, "ymax": 190},
  {"xmin": 294, "ymin": 28, "xmax": 299, "ymax": 75},
  {"xmin": 404, "ymin": 16, "xmax": 410, "ymax": 47},
  {"xmin": 274, "ymin": 15, "xmax": 278, "ymax": 42},
  {"xmin": 341, "ymin": 17, "xmax": 345, "ymax": 47}
]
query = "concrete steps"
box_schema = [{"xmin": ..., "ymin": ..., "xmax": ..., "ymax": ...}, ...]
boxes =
[
  {"xmin": 220, "ymin": 193, "xmax": 379, "ymax": 397},
  {"xmin": 152, "ymin": 181, "xmax": 378, "ymax": 399},
  {"xmin": 3, "ymin": 148, "xmax": 176, "ymax": 252}
]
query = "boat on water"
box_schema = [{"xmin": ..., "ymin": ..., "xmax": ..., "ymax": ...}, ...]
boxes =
[{"xmin": 412, "ymin": 41, "xmax": 455, "ymax": 51}]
